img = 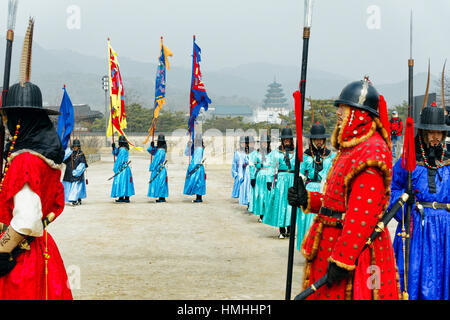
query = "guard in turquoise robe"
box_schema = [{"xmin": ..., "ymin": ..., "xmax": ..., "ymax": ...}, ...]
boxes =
[
  {"xmin": 252, "ymin": 134, "xmax": 274, "ymax": 222},
  {"xmin": 111, "ymin": 136, "xmax": 135, "ymax": 203},
  {"xmin": 148, "ymin": 134, "xmax": 168, "ymax": 202},
  {"xmin": 184, "ymin": 134, "xmax": 206, "ymax": 202},
  {"xmin": 231, "ymin": 136, "xmax": 246, "ymax": 200},
  {"xmin": 262, "ymin": 128, "xmax": 297, "ymax": 238},
  {"xmin": 296, "ymin": 123, "xmax": 336, "ymax": 250},
  {"xmin": 247, "ymin": 137, "xmax": 260, "ymax": 213},
  {"xmin": 238, "ymin": 136, "xmax": 253, "ymax": 206}
]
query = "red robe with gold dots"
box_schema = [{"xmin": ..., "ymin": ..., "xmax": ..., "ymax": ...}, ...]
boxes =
[
  {"xmin": 300, "ymin": 107, "xmax": 401, "ymax": 300},
  {"xmin": 0, "ymin": 152, "xmax": 73, "ymax": 300}
]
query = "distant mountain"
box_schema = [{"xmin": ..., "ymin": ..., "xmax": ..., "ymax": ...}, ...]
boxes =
[{"xmin": 0, "ymin": 37, "xmax": 440, "ymax": 114}]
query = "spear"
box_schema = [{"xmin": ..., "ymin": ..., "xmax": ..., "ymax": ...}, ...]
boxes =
[
  {"xmin": 285, "ymin": 0, "xmax": 314, "ymax": 300},
  {"xmin": 1, "ymin": 0, "xmax": 19, "ymax": 178},
  {"xmin": 399, "ymin": 10, "xmax": 417, "ymax": 300}
]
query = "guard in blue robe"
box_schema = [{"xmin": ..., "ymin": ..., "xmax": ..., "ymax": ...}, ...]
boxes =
[
  {"xmin": 231, "ymin": 136, "xmax": 246, "ymax": 200},
  {"xmin": 388, "ymin": 105, "xmax": 450, "ymax": 300},
  {"xmin": 239, "ymin": 136, "xmax": 253, "ymax": 207},
  {"xmin": 111, "ymin": 135, "xmax": 135, "ymax": 203},
  {"xmin": 184, "ymin": 133, "xmax": 206, "ymax": 202},
  {"xmin": 296, "ymin": 123, "xmax": 336, "ymax": 249},
  {"xmin": 62, "ymin": 139, "xmax": 88, "ymax": 206},
  {"xmin": 252, "ymin": 133, "xmax": 273, "ymax": 222},
  {"xmin": 148, "ymin": 134, "xmax": 169, "ymax": 202},
  {"xmin": 247, "ymin": 137, "xmax": 260, "ymax": 213},
  {"xmin": 262, "ymin": 128, "xmax": 297, "ymax": 238}
]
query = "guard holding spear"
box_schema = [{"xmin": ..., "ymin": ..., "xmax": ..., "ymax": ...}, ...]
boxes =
[
  {"xmin": 390, "ymin": 60, "xmax": 450, "ymax": 300},
  {"xmin": 288, "ymin": 77, "xmax": 402, "ymax": 300}
]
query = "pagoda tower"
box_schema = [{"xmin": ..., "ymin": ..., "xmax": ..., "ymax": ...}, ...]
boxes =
[
  {"xmin": 253, "ymin": 78, "xmax": 290, "ymax": 124},
  {"xmin": 262, "ymin": 79, "xmax": 288, "ymax": 109}
]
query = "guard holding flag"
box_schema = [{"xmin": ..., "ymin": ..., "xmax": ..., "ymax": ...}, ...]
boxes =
[
  {"xmin": 184, "ymin": 133, "xmax": 206, "ymax": 203},
  {"xmin": 288, "ymin": 78, "xmax": 401, "ymax": 300},
  {"xmin": 111, "ymin": 136, "xmax": 135, "ymax": 203},
  {"xmin": 148, "ymin": 134, "xmax": 169, "ymax": 203}
]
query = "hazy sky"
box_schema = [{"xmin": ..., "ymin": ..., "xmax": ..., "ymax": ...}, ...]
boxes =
[{"xmin": 1, "ymin": 0, "xmax": 449, "ymax": 84}]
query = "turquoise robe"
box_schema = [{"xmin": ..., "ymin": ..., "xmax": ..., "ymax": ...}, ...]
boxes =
[
  {"xmin": 296, "ymin": 150, "xmax": 336, "ymax": 250},
  {"xmin": 247, "ymin": 149, "xmax": 260, "ymax": 212},
  {"xmin": 252, "ymin": 150, "xmax": 276, "ymax": 217},
  {"xmin": 184, "ymin": 146, "xmax": 206, "ymax": 196},
  {"xmin": 111, "ymin": 147, "xmax": 135, "ymax": 198},
  {"xmin": 262, "ymin": 149, "xmax": 298, "ymax": 228},
  {"xmin": 231, "ymin": 150, "xmax": 246, "ymax": 199},
  {"xmin": 147, "ymin": 146, "xmax": 169, "ymax": 198}
]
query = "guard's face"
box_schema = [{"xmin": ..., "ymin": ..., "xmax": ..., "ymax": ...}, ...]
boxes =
[
  {"xmin": 72, "ymin": 146, "xmax": 79, "ymax": 151},
  {"xmin": 312, "ymin": 138, "xmax": 325, "ymax": 148},
  {"xmin": 282, "ymin": 138, "xmax": 292, "ymax": 147},
  {"xmin": 425, "ymin": 130, "xmax": 444, "ymax": 146},
  {"xmin": 336, "ymin": 104, "xmax": 347, "ymax": 127},
  {"xmin": 0, "ymin": 110, "xmax": 7, "ymax": 128}
]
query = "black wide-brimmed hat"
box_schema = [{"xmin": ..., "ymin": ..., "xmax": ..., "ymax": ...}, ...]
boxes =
[
  {"xmin": 157, "ymin": 134, "xmax": 166, "ymax": 142},
  {"xmin": 3, "ymin": 82, "xmax": 60, "ymax": 115},
  {"xmin": 334, "ymin": 78, "xmax": 380, "ymax": 117},
  {"xmin": 304, "ymin": 122, "xmax": 331, "ymax": 139},
  {"xmin": 280, "ymin": 128, "xmax": 294, "ymax": 139},
  {"xmin": 71, "ymin": 139, "xmax": 81, "ymax": 147},
  {"xmin": 415, "ymin": 106, "xmax": 450, "ymax": 131}
]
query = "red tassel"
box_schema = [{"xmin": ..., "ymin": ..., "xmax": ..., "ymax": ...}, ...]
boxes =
[
  {"xmin": 401, "ymin": 116, "xmax": 416, "ymax": 171},
  {"xmin": 293, "ymin": 90, "xmax": 303, "ymax": 162},
  {"xmin": 378, "ymin": 95, "xmax": 391, "ymax": 145}
]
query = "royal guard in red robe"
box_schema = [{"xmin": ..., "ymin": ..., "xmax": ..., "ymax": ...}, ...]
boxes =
[
  {"xmin": 0, "ymin": 80, "xmax": 73, "ymax": 300},
  {"xmin": 289, "ymin": 78, "xmax": 401, "ymax": 300}
]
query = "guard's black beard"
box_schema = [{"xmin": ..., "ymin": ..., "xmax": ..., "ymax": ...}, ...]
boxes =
[{"xmin": 283, "ymin": 144, "xmax": 294, "ymax": 152}]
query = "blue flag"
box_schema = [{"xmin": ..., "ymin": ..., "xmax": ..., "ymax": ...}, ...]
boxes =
[
  {"xmin": 188, "ymin": 37, "xmax": 211, "ymax": 141},
  {"xmin": 56, "ymin": 86, "xmax": 74, "ymax": 149}
]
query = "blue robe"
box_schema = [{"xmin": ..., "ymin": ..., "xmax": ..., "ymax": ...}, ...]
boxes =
[
  {"xmin": 62, "ymin": 148, "xmax": 87, "ymax": 202},
  {"xmin": 263, "ymin": 149, "xmax": 298, "ymax": 228},
  {"xmin": 231, "ymin": 150, "xmax": 245, "ymax": 199},
  {"xmin": 252, "ymin": 150, "xmax": 275, "ymax": 216},
  {"xmin": 247, "ymin": 150, "xmax": 260, "ymax": 212},
  {"xmin": 183, "ymin": 146, "xmax": 206, "ymax": 196},
  {"xmin": 111, "ymin": 147, "xmax": 135, "ymax": 198},
  {"xmin": 147, "ymin": 146, "xmax": 169, "ymax": 198},
  {"xmin": 389, "ymin": 157, "xmax": 450, "ymax": 300},
  {"xmin": 239, "ymin": 152, "xmax": 251, "ymax": 206}
]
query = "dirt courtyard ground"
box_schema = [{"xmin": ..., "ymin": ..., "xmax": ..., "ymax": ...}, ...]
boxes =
[
  {"xmin": 49, "ymin": 149, "xmax": 307, "ymax": 300},
  {"xmin": 48, "ymin": 147, "xmax": 398, "ymax": 300}
]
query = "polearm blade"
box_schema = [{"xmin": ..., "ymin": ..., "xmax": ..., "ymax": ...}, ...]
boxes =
[
  {"xmin": 285, "ymin": 0, "xmax": 314, "ymax": 300},
  {"xmin": 1, "ymin": 0, "xmax": 19, "ymax": 178}
]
